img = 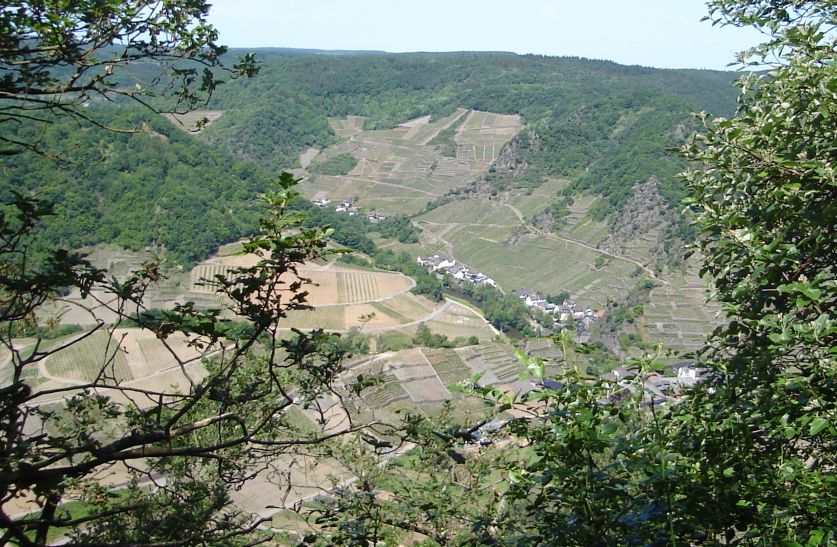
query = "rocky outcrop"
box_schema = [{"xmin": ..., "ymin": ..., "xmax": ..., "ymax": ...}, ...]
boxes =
[
  {"xmin": 492, "ymin": 136, "xmax": 531, "ymax": 177},
  {"xmin": 599, "ymin": 177, "xmax": 672, "ymax": 263}
]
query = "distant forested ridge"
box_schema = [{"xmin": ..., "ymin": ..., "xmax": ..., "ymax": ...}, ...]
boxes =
[{"xmin": 205, "ymin": 52, "xmax": 739, "ymax": 216}]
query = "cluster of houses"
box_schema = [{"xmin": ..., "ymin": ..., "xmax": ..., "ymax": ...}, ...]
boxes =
[
  {"xmin": 416, "ymin": 254, "xmax": 497, "ymax": 288},
  {"xmin": 313, "ymin": 196, "xmax": 358, "ymax": 215},
  {"xmin": 512, "ymin": 288, "xmax": 604, "ymax": 329},
  {"xmin": 312, "ymin": 196, "xmax": 390, "ymax": 222}
]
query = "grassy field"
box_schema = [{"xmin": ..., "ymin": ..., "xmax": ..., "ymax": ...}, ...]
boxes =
[{"xmin": 417, "ymin": 198, "xmax": 520, "ymax": 226}]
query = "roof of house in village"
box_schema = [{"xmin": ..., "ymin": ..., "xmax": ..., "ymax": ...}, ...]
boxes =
[{"xmin": 513, "ymin": 288, "xmax": 536, "ymax": 298}]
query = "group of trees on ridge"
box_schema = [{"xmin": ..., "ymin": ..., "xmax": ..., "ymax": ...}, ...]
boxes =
[{"xmin": 0, "ymin": 0, "xmax": 833, "ymax": 545}]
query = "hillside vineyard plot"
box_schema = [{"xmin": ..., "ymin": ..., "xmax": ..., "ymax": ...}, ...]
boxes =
[{"xmin": 302, "ymin": 109, "xmax": 522, "ymax": 215}]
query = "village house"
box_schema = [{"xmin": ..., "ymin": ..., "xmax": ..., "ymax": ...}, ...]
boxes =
[
  {"xmin": 416, "ymin": 254, "xmax": 455, "ymax": 272},
  {"xmin": 448, "ymin": 265, "xmax": 466, "ymax": 280},
  {"xmin": 513, "ymin": 288, "xmax": 540, "ymax": 307},
  {"xmin": 335, "ymin": 198, "xmax": 354, "ymax": 212},
  {"xmin": 367, "ymin": 211, "xmax": 389, "ymax": 222},
  {"xmin": 416, "ymin": 255, "xmax": 499, "ymax": 290},
  {"xmin": 312, "ymin": 197, "xmax": 330, "ymax": 207},
  {"xmin": 670, "ymin": 362, "xmax": 712, "ymax": 389}
]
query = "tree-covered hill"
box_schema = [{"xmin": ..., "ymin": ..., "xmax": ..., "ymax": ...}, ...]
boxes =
[
  {"xmin": 1, "ymin": 109, "xmax": 271, "ymax": 265},
  {"xmin": 1, "ymin": 52, "xmax": 740, "ymax": 266},
  {"xmin": 204, "ymin": 52, "xmax": 739, "ymax": 216}
]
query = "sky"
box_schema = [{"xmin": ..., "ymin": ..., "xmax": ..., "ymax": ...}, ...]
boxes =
[{"xmin": 206, "ymin": 0, "xmax": 765, "ymax": 70}]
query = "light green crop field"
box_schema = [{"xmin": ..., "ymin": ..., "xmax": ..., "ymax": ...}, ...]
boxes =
[
  {"xmin": 511, "ymin": 178, "xmax": 571, "ymax": 219},
  {"xmin": 416, "ymin": 198, "xmax": 520, "ymax": 226},
  {"xmin": 370, "ymin": 237, "xmax": 441, "ymax": 259},
  {"xmin": 444, "ymin": 229, "xmax": 639, "ymax": 307},
  {"xmin": 45, "ymin": 331, "xmax": 133, "ymax": 383}
]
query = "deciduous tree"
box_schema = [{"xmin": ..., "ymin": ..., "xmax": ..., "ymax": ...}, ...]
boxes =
[{"xmin": 0, "ymin": 0, "xmax": 257, "ymax": 155}]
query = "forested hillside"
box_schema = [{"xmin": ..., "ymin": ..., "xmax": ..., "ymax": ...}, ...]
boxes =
[
  {"xmin": 3, "ymin": 53, "xmax": 739, "ymax": 267},
  {"xmin": 205, "ymin": 52, "xmax": 739, "ymax": 217},
  {"xmin": 1, "ymin": 109, "xmax": 271, "ymax": 264}
]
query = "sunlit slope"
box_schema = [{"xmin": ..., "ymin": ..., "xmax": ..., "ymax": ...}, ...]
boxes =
[{"xmin": 301, "ymin": 109, "xmax": 522, "ymax": 215}]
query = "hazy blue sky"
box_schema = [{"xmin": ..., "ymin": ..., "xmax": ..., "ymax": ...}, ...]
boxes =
[{"xmin": 206, "ymin": 0, "xmax": 765, "ymax": 70}]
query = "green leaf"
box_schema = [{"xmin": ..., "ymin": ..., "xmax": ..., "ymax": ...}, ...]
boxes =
[
  {"xmin": 807, "ymin": 529, "xmax": 826, "ymax": 546},
  {"xmin": 600, "ymin": 422, "xmax": 618, "ymax": 437},
  {"xmin": 508, "ymin": 468, "xmax": 527, "ymax": 484},
  {"xmin": 809, "ymin": 417, "xmax": 828, "ymax": 436}
]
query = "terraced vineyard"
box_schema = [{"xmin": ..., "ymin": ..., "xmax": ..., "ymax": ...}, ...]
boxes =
[
  {"xmin": 644, "ymin": 267, "xmax": 722, "ymax": 354},
  {"xmin": 361, "ymin": 373, "xmax": 410, "ymax": 407},
  {"xmin": 456, "ymin": 343, "xmax": 524, "ymax": 383},
  {"xmin": 44, "ymin": 332, "xmax": 134, "ymax": 383},
  {"xmin": 302, "ymin": 109, "xmax": 523, "ymax": 215},
  {"xmin": 510, "ymin": 178, "xmax": 569, "ymax": 219},
  {"xmin": 423, "ymin": 348, "xmax": 470, "ymax": 387},
  {"xmin": 558, "ymin": 195, "xmax": 611, "ymax": 246}
]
